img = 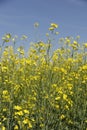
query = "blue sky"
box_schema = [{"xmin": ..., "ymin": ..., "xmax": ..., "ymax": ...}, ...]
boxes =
[{"xmin": 0, "ymin": 0, "xmax": 87, "ymax": 49}]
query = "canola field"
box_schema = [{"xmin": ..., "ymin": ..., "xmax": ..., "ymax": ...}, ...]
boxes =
[{"xmin": 0, "ymin": 23, "xmax": 87, "ymax": 130}]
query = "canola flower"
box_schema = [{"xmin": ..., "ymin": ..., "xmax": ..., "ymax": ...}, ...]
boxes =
[
  {"xmin": 83, "ymin": 43, "xmax": 87, "ymax": 48},
  {"xmin": 49, "ymin": 23, "xmax": 58, "ymax": 31},
  {"xmin": 1, "ymin": 126, "xmax": 6, "ymax": 130},
  {"xmin": 0, "ymin": 23, "xmax": 87, "ymax": 130},
  {"xmin": 2, "ymin": 33, "xmax": 11, "ymax": 43},
  {"xmin": 14, "ymin": 105, "xmax": 22, "ymax": 110},
  {"xmin": 51, "ymin": 23, "xmax": 58, "ymax": 28}
]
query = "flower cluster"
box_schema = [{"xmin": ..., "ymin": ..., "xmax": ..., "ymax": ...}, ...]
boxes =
[{"xmin": 0, "ymin": 24, "xmax": 87, "ymax": 130}]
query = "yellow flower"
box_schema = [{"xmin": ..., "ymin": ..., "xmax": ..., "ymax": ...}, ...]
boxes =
[
  {"xmin": 15, "ymin": 111, "xmax": 23, "ymax": 116},
  {"xmin": 2, "ymin": 33, "xmax": 11, "ymax": 43},
  {"xmin": 65, "ymin": 105, "xmax": 69, "ymax": 110},
  {"xmin": 53, "ymin": 67, "xmax": 59, "ymax": 72},
  {"xmin": 82, "ymin": 65, "xmax": 87, "ymax": 70},
  {"xmin": 23, "ymin": 118, "xmax": 32, "ymax": 128},
  {"xmin": 52, "ymin": 84, "xmax": 57, "ymax": 88},
  {"xmin": 40, "ymin": 123, "xmax": 44, "ymax": 128},
  {"xmin": 83, "ymin": 43, "xmax": 87, "ymax": 48},
  {"xmin": 65, "ymin": 38, "xmax": 70, "ymax": 44},
  {"xmin": 2, "ymin": 126, "xmax": 6, "ymax": 130},
  {"xmin": 60, "ymin": 114, "xmax": 65, "ymax": 120},
  {"xmin": 55, "ymin": 96, "xmax": 60, "ymax": 101},
  {"xmin": 23, "ymin": 109, "xmax": 29, "ymax": 114},
  {"xmin": 85, "ymin": 120, "xmax": 87, "ymax": 123},
  {"xmin": 51, "ymin": 23, "xmax": 58, "ymax": 28},
  {"xmin": 23, "ymin": 118, "xmax": 29, "ymax": 124},
  {"xmin": 68, "ymin": 100, "xmax": 73, "ymax": 107},
  {"xmin": 21, "ymin": 35, "xmax": 28, "ymax": 40},
  {"xmin": 14, "ymin": 105, "xmax": 22, "ymax": 110},
  {"xmin": 28, "ymin": 121, "xmax": 32, "ymax": 128},
  {"xmin": 2, "ymin": 90, "xmax": 8, "ymax": 95},
  {"xmin": 49, "ymin": 27, "xmax": 54, "ymax": 31},
  {"xmin": 39, "ymin": 41, "xmax": 45, "ymax": 47},
  {"xmin": 5, "ymin": 33, "xmax": 11, "ymax": 39},
  {"xmin": 2, "ymin": 117, "xmax": 7, "ymax": 121},
  {"xmin": 73, "ymin": 40, "xmax": 78, "ymax": 46},
  {"xmin": 14, "ymin": 125, "xmax": 19, "ymax": 130},
  {"xmin": 60, "ymin": 68, "xmax": 67, "ymax": 74},
  {"xmin": 82, "ymin": 80, "xmax": 86, "ymax": 84},
  {"xmin": 67, "ymin": 83, "xmax": 73, "ymax": 90},
  {"xmin": 68, "ymin": 120, "xmax": 73, "ymax": 124},
  {"xmin": 63, "ymin": 94, "xmax": 67, "ymax": 100},
  {"xmin": 55, "ymin": 105, "xmax": 60, "ymax": 109},
  {"xmin": 71, "ymin": 44, "xmax": 78, "ymax": 50},
  {"xmin": 2, "ymin": 67, "xmax": 8, "ymax": 73}
]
